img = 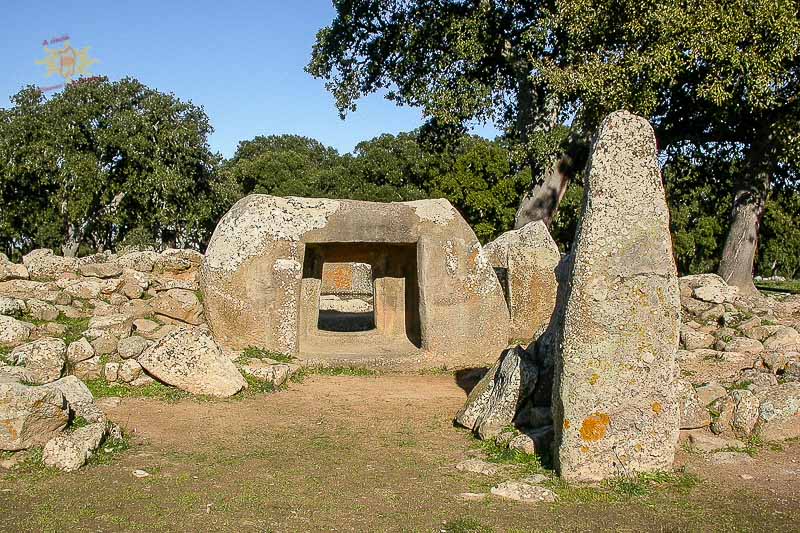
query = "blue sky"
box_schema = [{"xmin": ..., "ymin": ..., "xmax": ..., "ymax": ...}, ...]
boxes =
[{"xmin": 1, "ymin": 0, "xmax": 499, "ymax": 158}]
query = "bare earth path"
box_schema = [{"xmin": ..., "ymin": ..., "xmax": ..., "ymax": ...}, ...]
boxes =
[{"xmin": 1, "ymin": 374, "xmax": 799, "ymax": 532}]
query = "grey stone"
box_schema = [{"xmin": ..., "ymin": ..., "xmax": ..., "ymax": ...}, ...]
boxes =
[
  {"xmin": 0, "ymin": 315, "xmax": 32, "ymax": 347},
  {"xmin": 151, "ymin": 289, "xmax": 203, "ymax": 325},
  {"xmin": 678, "ymin": 380, "xmax": 711, "ymax": 429},
  {"xmin": 490, "ymin": 481, "xmax": 557, "ymax": 503},
  {"xmin": 42, "ymin": 422, "xmax": 106, "ymax": 472},
  {"xmin": 22, "ymin": 249, "xmax": 76, "ymax": 280},
  {"xmin": 104, "ymin": 362, "xmax": 120, "ymax": 382},
  {"xmin": 455, "ymin": 346, "xmax": 538, "ymax": 439},
  {"xmin": 0, "ymin": 297, "xmax": 25, "ymax": 317},
  {"xmin": 87, "ymin": 314, "xmax": 133, "ymax": 338},
  {"xmin": 554, "ymin": 111, "xmax": 680, "ymax": 482},
  {"xmin": 238, "ymin": 359, "xmax": 298, "ymax": 387},
  {"xmin": 66, "ymin": 338, "xmax": 95, "ymax": 364},
  {"xmin": 72, "ymin": 356, "xmax": 102, "ymax": 380},
  {"xmin": 78, "ymin": 262, "xmax": 123, "ymax": 278},
  {"xmin": 0, "ymin": 381, "xmax": 69, "ymax": 450},
  {"xmin": 10, "ymin": 338, "xmax": 66, "ymax": 384},
  {"xmin": 138, "ymin": 328, "xmax": 246, "ymax": 397},
  {"xmin": 118, "ymin": 359, "xmax": 143, "ymax": 383},
  {"xmin": 754, "ymin": 383, "xmax": 800, "ymax": 441},
  {"xmin": 117, "ymin": 335, "xmax": 150, "ymax": 359}
]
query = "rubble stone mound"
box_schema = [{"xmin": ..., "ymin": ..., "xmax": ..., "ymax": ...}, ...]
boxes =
[
  {"xmin": 199, "ymin": 195, "xmax": 509, "ymax": 368},
  {"xmin": 553, "ymin": 111, "xmax": 681, "ymax": 482}
]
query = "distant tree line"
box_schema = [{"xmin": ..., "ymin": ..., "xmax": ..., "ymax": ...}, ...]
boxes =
[{"xmin": 0, "ymin": 77, "xmax": 798, "ymax": 279}]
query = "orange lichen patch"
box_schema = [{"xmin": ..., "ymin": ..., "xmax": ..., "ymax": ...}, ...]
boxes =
[
  {"xmin": 579, "ymin": 413, "xmax": 610, "ymax": 442},
  {"xmin": 651, "ymin": 402, "xmax": 663, "ymax": 414},
  {"xmin": 328, "ymin": 265, "xmax": 352, "ymax": 290},
  {"xmin": 589, "ymin": 373, "xmax": 600, "ymax": 385},
  {"xmin": 563, "ymin": 419, "xmax": 570, "ymax": 429},
  {"xmin": 580, "ymin": 445, "xmax": 589, "ymax": 453},
  {"xmin": 1, "ymin": 419, "xmax": 18, "ymax": 440}
]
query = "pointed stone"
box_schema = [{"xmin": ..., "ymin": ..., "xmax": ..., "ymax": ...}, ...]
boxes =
[{"xmin": 553, "ymin": 111, "xmax": 681, "ymax": 482}]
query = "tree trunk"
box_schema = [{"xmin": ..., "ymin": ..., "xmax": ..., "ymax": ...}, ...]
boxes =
[
  {"xmin": 717, "ymin": 189, "xmax": 764, "ymax": 295},
  {"xmin": 718, "ymin": 134, "xmax": 772, "ymax": 295},
  {"xmin": 514, "ymin": 152, "xmax": 573, "ymax": 228}
]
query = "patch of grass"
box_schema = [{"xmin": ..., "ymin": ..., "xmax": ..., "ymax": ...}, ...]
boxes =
[
  {"xmin": 87, "ymin": 430, "xmax": 132, "ymax": 466},
  {"xmin": 476, "ymin": 438, "xmax": 549, "ymax": 475},
  {"xmin": 19, "ymin": 314, "xmax": 90, "ymax": 345},
  {"xmin": 242, "ymin": 346, "xmax": 294, "ymax": 363},
  {"xmin": 442, "ymin": 517, "xmax": 494, "ymax": 533},
  {"xmin": 606, "ymin": 470, "xmax": 700, "ymax": 498},
  {"xmin": 756, "ymin": 279, "xmax": 800, "ymax": 294},
  {"xmin": 1, "ymin": 447, "xmax": 59, "ymax": 481},
  {"xmin": 727, "ymin": 380, "xmax": 753, "ymax": 391},
  {"xmin": 69, "ymin": 415, "xmax": 89, "ymax": 430},
  {"xmin": 0, "ymin": 345, "xmax": 11, "ymax": 363},
  {"xmin": 290, "ymin": 366, "xmax": 379, "ymax": 383},
  {"xmin": 84, "ymin": 379, "xmax": 190, "ymax": 402},
  {"xmin": 239, "ymin": 373, "xmax": 277, "ymax": 395}
]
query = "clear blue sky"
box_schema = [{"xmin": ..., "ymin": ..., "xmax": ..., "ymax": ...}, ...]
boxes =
[{"xmin": 1, "ymin": 0, "xmax": 499, "ymax": 158}]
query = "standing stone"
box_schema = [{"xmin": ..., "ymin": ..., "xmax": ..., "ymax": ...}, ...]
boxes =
[{"xmin": 553, "ymin": 111, "xmax": 681, "ymax": 482}]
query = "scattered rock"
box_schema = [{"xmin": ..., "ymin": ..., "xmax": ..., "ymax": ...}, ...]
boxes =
[
  {"xmin": 678, "ymin": 380, "xmax": 711, "ymax": 429},
  {"xmin": 238, "ymin": 359, "xmax": 298, "ymax": 387},
  {"xmin": 132, "ymin": 469, "xmax": 150, "ymax": 478},
  {"xmin": 118, "ymin": 359, "xmax": 143, "ymax": 383},
  {"xmin": 22, "ymin": 249, "xmax": 76, "ymax": 280},
  {"xmin": 10, "ymin": 338, "xmax": 66, "ymax": 384},
  {"xmin": 490, "ymin": 481, "xmax": 557, "ymax": 503},
  {"xmin": 0, "ymin": 297, "xmax": 25, "ymax": 317},
  {"xmin": 754, "ymin": 383, "xmax": 800, "ymax": 441},
  {"xmin": 42, "ymin": 422, "xmax": 106, "ymax": 472},
  {"xmin": 78, "ymin": 262, "xmax": 123, "ymax": 278},
  {"xmin": 66, "ymin": 338, "xmax": 95, "ymax": 364},
  {"xmin": 709, "ymin": 451, "xmax": 754, "ymax": 465},
  {"xmin": 763, "ymin": 327, "xmax": 800, "ymax": 351},
  {"xmin": 151, "ymin": 289, "xmax": 204, "ymax": 325},
  {"xmin": 0, "ymin": 315, "xmax": 32, "ymax": 347},
  {"xmin": 0, "ymin": 381, "xmax": 69, "ymax": 450},
  {"xmin": 455, "ymin": 458, "xmax": 499, "ymax": 476},
  {"xmin": 88, "ymin": 314, "xmax": 133, "ymax": 338},
  {"xmin": 117, "ymin": 335, "xmax": 150, "ymax": 359},
  {"xmin": 454, "ymin": 346, "xmax": 538, "ymax": 440},
  {"xmin": 138, "ymin": 328, "xmax": 247, "ymax": 397}
]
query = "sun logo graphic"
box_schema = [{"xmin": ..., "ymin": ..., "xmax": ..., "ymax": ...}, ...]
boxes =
[{"xmin": 36, "ymin": 35, "xmax": 98, "ymax": 82}]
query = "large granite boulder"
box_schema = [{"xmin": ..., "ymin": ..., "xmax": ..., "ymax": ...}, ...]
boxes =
[
  {"xmin": 0, "ymin": 381, "xmax": 69, "ymax": 450},
  {"xmin": 138, "ymin": 328, "xmax": 247, "ymax": 397},
  {"xmin": 10, "ymin": 338, "xmax": 66, "ymax": 384},
  {"xmin": 483, "ymin": 221, "xmax": 561, "ymax": 341},
  {"xmin": 151, "ymin": 288, "xmax": 204, "ymax": 325},
  {"xmin": 454, "ymin": 346, "xmax": 538, "ymax": 439},
  {"xmin": 22, "ymin": 249, "xmax": 76, "ymax": 280},
  {"xmin": 553, "ymin": 111, "xmax": 681, "ymax": 482}
]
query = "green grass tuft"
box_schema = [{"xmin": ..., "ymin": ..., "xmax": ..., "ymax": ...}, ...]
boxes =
[
  {"xmin": 84, "ymin": 379, "xmax": 190, "ymax": 402},
  {"xmin": 442, "ymin": 517, "xmax": 494, "ymax": 533},
  {"xmin": 242, "ymin": 346, "xmax": 294, "ymax": 363},
  {"xmin": 476, "ymin": 437, "xmax": 549, "ymax": 475},
  {"xmin": 87, "ymin": 429, "xmax": 132, "ymax": 466}
]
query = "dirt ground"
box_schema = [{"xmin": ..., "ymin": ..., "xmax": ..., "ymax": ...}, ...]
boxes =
[{"xmin": 1, "ymin": 373, "xmax": 799, "ymax": 532}]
